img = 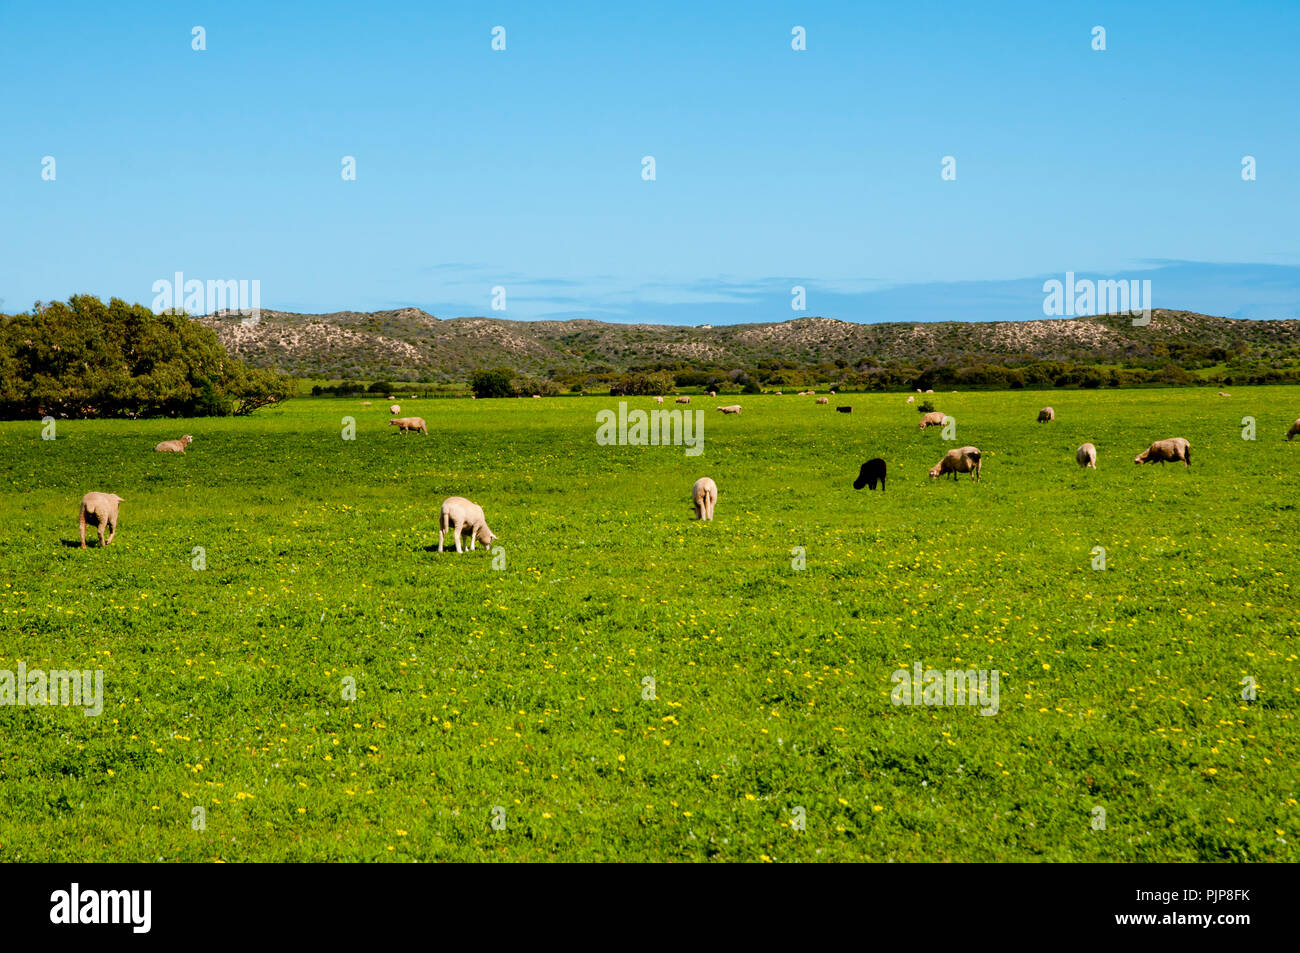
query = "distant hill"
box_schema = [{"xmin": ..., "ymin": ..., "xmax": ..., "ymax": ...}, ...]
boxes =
[{"xmin": 193, "ymin": 308, "xmax": 1300, "ymax": 383}]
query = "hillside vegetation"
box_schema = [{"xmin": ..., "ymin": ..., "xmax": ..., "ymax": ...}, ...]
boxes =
[{"xmin": 194, "ymin": 307, "xmax": 1300, "ymax": 390}]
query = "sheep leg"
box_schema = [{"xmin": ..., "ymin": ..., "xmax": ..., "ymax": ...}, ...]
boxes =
[
  {"xmin": 79, "ymin": 508, "xmax": 88, "ymax": 549},
  {"xmin": 106, "ymin": 518, "xmax": 116, "ymax": 545},
  {"xmin": 454, "ymin": 520, "xmax": 464, "ymax": 553}
]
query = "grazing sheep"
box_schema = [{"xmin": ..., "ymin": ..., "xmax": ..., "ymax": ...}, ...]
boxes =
[
  {"xmin": 675, "ymin": 396, "xmax": 691, "ymax": 404},
  {"xmin": 389, "ymin": 416, "xmax": 428, "ymax": 435},
  {"xmin": 853, "ymin": 458, "xmax": 886, "ymax": 491},
  {"xmin": 830, "ymin": 390, "xmax": 837, "ymax": 395},
  {"xmin": 907, "ymin": 396, "xmax": 915, "ymax": 403},
  {"xmin": 438, "ymin": 497, "xmax": 497, "ymax": 553},
  {"xmin": 155, "ymin": 434, "xmax": 193, "ymax": 453},
  {"xmin": 1076, "ymin": 443, "xmax": 1097, "ymax": 469},
  {"xmin": 1038, "ymin": 407, "xmax": 1055, "ymax": 423},
  {"xmin": 1287, "ymin": 419, "xmax": 1300, "ymax": 441},
  {"xmin": 361, "ymin": 400, "xmax": 372, "ymax": 405},
  {"xmin": 919, "ymin": 411, "xmax": 945, "ymax": 430},
  {"xmin": 816, "ymin": 397, "xmax": 829, "ymax": 405},
  {"xmin": 929, "ymin": 446, "xmax": 982, "ymax": 481},
  {"xmin": 79, "ymin": 492, "xmax": 124, "ymax": 548},
  {"xmin": 774, "ymin": 391, "xmax": 783, "ymax": 396},
  {"xmin": 1134, "ymin": 437, "xmax": 1191, "ymax": 467},
  {"xmin": 389, "ymin": 404, "xmax": 401, "ymax": 414},
  {"xmin": 717, "ymin": 405, "xmax": 742, "ymax": 415},
  {"xmin": 709, "ymin": 390, "xmax": 717, "ymax": 397},
  {"xmin": 925, "ymin": 389, "xmax": 934, "ymax": 394},
  {"xmin": 532, "ymin": 394, "xmax": 541, "ymax": 399},
  {"xmin": 691, "ymin": 477, "xmax": 718, "ymax": 521},
  {"xmin": 654, "ymin": 396, "xmax": 664, "ymax": 404},
  {"xmin": 836, "ymin": 406, "xmax": 852, "ymax": 413}
]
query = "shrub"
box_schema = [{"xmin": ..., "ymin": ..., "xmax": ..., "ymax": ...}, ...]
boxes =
[{"xmin": 470, "ymin": 369, "xmax": 515, "ymax": 399}]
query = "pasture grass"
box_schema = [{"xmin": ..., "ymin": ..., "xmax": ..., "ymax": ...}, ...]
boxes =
[{"xmin": 0, "ymin": 389, "xmax": 1295, "ymax": 861}]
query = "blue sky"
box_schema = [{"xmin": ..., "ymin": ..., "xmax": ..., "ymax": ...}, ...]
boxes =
[{"xmin": 3, "ymin": 0, "xmax": 1298, "ymax": 323}]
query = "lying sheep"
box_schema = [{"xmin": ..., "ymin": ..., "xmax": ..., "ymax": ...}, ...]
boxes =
[
  {"xmin": 1287, "ymin": 418, "xmax": 1300, "ymax": 441},
  {"xmin": 79, "ymin": 492, "xmax": 124, "ymax": 548},
  {"xmin": 1038, "ymin": 407, "xmax": 1055, "ymax": 423},
  {"xmin": 389, "ymin": 417, "xmax": 428, "ymax": 435},
  {"xmin": 717, "ymin": 405, "xmax": 742, "ymax": 414},
  {"xmin": 1218, "ymin": 392, "xmax": 1231, "ymax": 397},
  {"xmin": 1134, "ymin": 437, "xmax": 1190, "ymax": 466},
  {"xmin": 919, "ymin": 411, "xmax": 945, "ymax": 430},
  {"xmin": 675, "ymin": 396, "xmax": 691, "ymax": 404},
  {"xmin": 390, "ymin": 404, "xmax": 401, "ymax": 414},
  {"xmin": 692, "ymin": 477, "xmax": 718, "ymax": 521},
  {"xmin": 836, "ymin": 406, "xmax": 851, "ymax": 414},
  {"xmin": 1076, "ymin": 442, "xmax": 1097, "ymax": 469},
  {"xmin": 438, "ymin": 497, "xmax": 497, "ymax": 553},
  {"xmin": 709, "ymin": 391, "xmax": 717, "ymax": 397},
  {"xmin": 853, "ymin": 458, "xmax": 886, "ymax": 491},
  {"xmin": 906, "ymin": 396, "xmax": 915, "ymax": 403},
  {"xmin": 930, "ymin": 446, "xmax": 982, "ymax": 481},
  {"xmin": 155, "ymin": 434, "xmax": 193, "ymax": 453},
  {"xmin": 816, "ymin": 397, "xmax": 829, "ymax": 405}
]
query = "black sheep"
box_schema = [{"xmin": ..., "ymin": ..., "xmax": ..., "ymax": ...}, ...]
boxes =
[{"xmin": 853, "ymin": 458, "xmax": 886, "ymax": 491}]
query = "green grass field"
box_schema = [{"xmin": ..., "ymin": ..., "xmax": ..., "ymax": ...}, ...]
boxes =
[{"xmin": 1, "ymin": 389, "xmax": 1296, "ymax": 861}]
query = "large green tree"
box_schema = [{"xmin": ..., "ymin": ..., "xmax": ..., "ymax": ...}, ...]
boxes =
[{"xmin": 0, "ymin": 295, "xmax": 293, "ymax": 418}]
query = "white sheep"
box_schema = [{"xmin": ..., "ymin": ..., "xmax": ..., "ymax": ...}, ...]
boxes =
[
  {"xmin": 692, "ymin": 477, "xmax": 718, "ymax": 521},
  {"xmin": 1076, "ymin": 443, "xmax": 1097, "ymax": 469},
  {"xmin": 717, "ymin": 405, "xmax": 742, "ymax": 414},
  {"xmin": 389, "ymin": 417, "xmax": 428, "ymax": 434},
  {"xmin": 390, "ymin": 404, "xmax": 401, "ymax": 415},
  {"xmin": 929, "ymin": 446, "xmax": 982, "ymax": 481},
  {"xmin": 155, "ymin": 435, "xmax": 193, "ymax": 453},
  {"xmin": 1134, "ymin": 437, "xmax": 1190, "ymax": 466},
  {"xmin": 79, "ymin": 492, "xmax": 125, "ymax": 548},
  {"xmin": 438, "ymin": 497, "xmax": 497, "ymax": 553}
]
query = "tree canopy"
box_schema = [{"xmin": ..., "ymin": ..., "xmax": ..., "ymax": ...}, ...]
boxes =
[{"xmin": 0, "ymin": 295, "xmax": 293, "ymax": 418}]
